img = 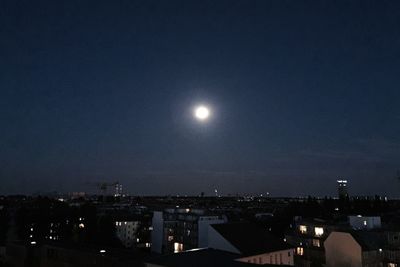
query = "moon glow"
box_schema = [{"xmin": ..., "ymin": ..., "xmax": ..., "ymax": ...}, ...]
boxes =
[{"xmin": 194, "ymin": 106, "xmax": 210, "ymax": 121}]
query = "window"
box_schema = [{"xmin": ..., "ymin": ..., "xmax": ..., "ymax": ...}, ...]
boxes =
[
  {"xmin": 363, "ymin": 220, "xmax": 367, "ymax": 226},
  {"xmin": 299, "ymin": 225, "xmax": 307, "ymax": 234},
  {"xmin": 314, "ymin": 227, "xmax": 324, "ymax": 237},
  {"xmin": 313, "ymin": 239, "xmax": 320, "ymax": 247},
  {"xmin": 174, "ymin": 242, "xmax": 183, "ymax": 253},
  {"xmin": 388, "ymin": 263, "xmax": 398, "ymax": 267},
  {"xmin": 296, "ymin": 247, "xmax": 304, "ymax": 256},
  {"xmin": 168, "ymin": 236, "xmax": 174, "ymax": 241}
]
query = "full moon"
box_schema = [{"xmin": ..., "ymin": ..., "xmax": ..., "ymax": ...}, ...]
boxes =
[{"xmin": 194, "ymin": 106, "xmax": 210, "ymax": 121}]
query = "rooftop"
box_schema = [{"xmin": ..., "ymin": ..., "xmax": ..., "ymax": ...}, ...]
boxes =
[{"xmin": 211, "ymin": 222, "xmax": 293, "ymax": 256}]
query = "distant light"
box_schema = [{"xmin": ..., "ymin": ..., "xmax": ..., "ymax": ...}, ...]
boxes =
[
  {"xmin": 30, "ymin": 241, "xmax": 37, "ymax": 245},
  {"xmin": 314, "ymin": 227, "xmax": 324, "ymax": 237},
  {"xmin": 78, "ymin": 223, "xmax": 85, "ymax": 229},
  {"xmin": 299, "ymin": 225, "xmax": 307, "ymax": 234},
  {"xmin": 194, "ymin": 106, "xmax": 210, "ymax": 121},
  {"xmin": 379, "ymin": 248, "xmax": 383, "ymax": 252},
  {"xmin": 99, "ymin": 249, "xmax": 106, "ymax": 253}
]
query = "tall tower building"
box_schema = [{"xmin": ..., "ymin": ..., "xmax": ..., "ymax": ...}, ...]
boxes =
[{"xmin": 337, "ymin": 180, "xmax": 348, "ymax": 199}]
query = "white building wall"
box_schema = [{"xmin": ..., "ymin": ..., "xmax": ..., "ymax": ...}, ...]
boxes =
[
  {"xmin": 198, "ymin": 216, "xmax": 225, "ymax": 248},
  {"xmin": 207, "ymin": 225, "xmax": 241, "ymax": 254},
  {"xmin": 236, "ymin": 249, "xmax": 294, "ymax": 266},
  {"xmin": 348, "ymin": 216, "xmax": 381, "ymax": 230},
  {"xmin": 151, "ymin": 211, "xmax": 164, "ymax": 253},
  {"xmin": 115, "ymin": 221, "xmax": 140, "ymax": 248},
  {"xmin": 324, "ymin": 232, "xmax": 362, "ymax": 267}
]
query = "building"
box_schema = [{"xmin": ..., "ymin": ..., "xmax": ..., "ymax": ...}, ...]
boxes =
[
  {"xmin": 337, "ymin": 180, "xmax": 349, "ymax": 199},
  {"xmin": 325, "ymin": 231, "xmax": 400, "ymax": 267},
  {"xmin": 114, "ymin": 183, "xmax": 123, "ymax": 197},
  {"xmin": 5, "ymin": 241, "xmax": 145, "ymax": 267},
  {"xmin": 208, "ymin": 223, "xmax": 295, "ymax": 265},
  {"xmin": 285, "ymin": 217, "xmax": 346, "ymax": 267},
  {"xmin": 145, "ymin": 248, "xmax": 291, "ymax": 267},
  {"xmin": 348, "ymin": 215, "xmax": 381, "ymax": 230},
  {"xmin": 115, "ymin": 220, "xmax": 142, "ymax": 248},
  {"xmin": 151, "ymin": 208, "xmax": 226, "ymax": 254}
]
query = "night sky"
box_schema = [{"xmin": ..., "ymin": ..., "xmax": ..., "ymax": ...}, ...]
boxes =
[{"xmin": 1, "ymin": 0, "xmax": 400, "ymax": 196}]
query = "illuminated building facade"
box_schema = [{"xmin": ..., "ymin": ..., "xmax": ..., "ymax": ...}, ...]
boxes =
[
  {"xmin": 151, "ymin": 208, "xmax": 226, "ymax": 254},
  {"xmin": 337, "ymin": 180, "xmax": 349, "ymax": 199}
]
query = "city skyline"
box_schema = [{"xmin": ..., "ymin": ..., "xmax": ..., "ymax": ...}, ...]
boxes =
[{"xmin": 1, "ymin": 0, "xmax": 400, "ymax": 196}]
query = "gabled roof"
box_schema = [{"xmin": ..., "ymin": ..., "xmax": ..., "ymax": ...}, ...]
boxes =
[
  {"xmin": 146, "ymin": 248, "xmax": 253, "ymax": 267},
  {"xmin": 146, "ymin": 248, "xmax": 290, "ymax": 267},
  {"xmin": 211, "ymin": 223, "xmax": 294, "ymax": 256}
]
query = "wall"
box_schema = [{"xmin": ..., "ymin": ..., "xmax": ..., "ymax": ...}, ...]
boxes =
[
  {"xmin": 198, "ymin": 217, "xmax": 225, "ymax": 248},
  {"xmin": 237, "ymin": 249, "xmax": 294, "ymax": 266},
  {"xmin": 207, "ymin": 226, "xmax": 240, "ymax": 254},
  {"xmin": 348, "ymin": 216, "xmax": 381, "ymax": 230},
  {"xmin": 151, "ymin": 211, "xmax": 164, "ymax": 253},
  {"xmin": 324, "ymin": 232, "xmax": 362, "ymax": 267}
]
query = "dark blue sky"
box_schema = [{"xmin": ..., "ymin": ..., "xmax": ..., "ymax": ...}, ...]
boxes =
[{"xmin": 1, "ymin": 0, "xmax": 400, "ymax": 196}]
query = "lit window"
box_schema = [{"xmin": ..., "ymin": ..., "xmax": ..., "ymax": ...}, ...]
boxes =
[
  {"xmin": 388, "ymin": 263, "xmax": 397, "ymax": 267},
  {"xmin": 299, "ymin": 225, "xmax": 307, "ymax": 234},
  {"xmin": 363, "ymin": 220, "xmax": 367, "ymax": 226},
  {"xmin": 174, "ymin": 242, "xmax": 183, "ymax": 253},
  {"xmin": 314, "ymin": 227, "xmax": 324, "ymax": 237},
  {"xmin": 296, "ymin": 247, "xmax": 304, "ymax": 256},
  {"xmin": 168, "ymin": 236, "xmax": 174, "ymax": 241},
  {"xmin": 312, "ymin": 239, "xmax": 320, "ymax": 247}
]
